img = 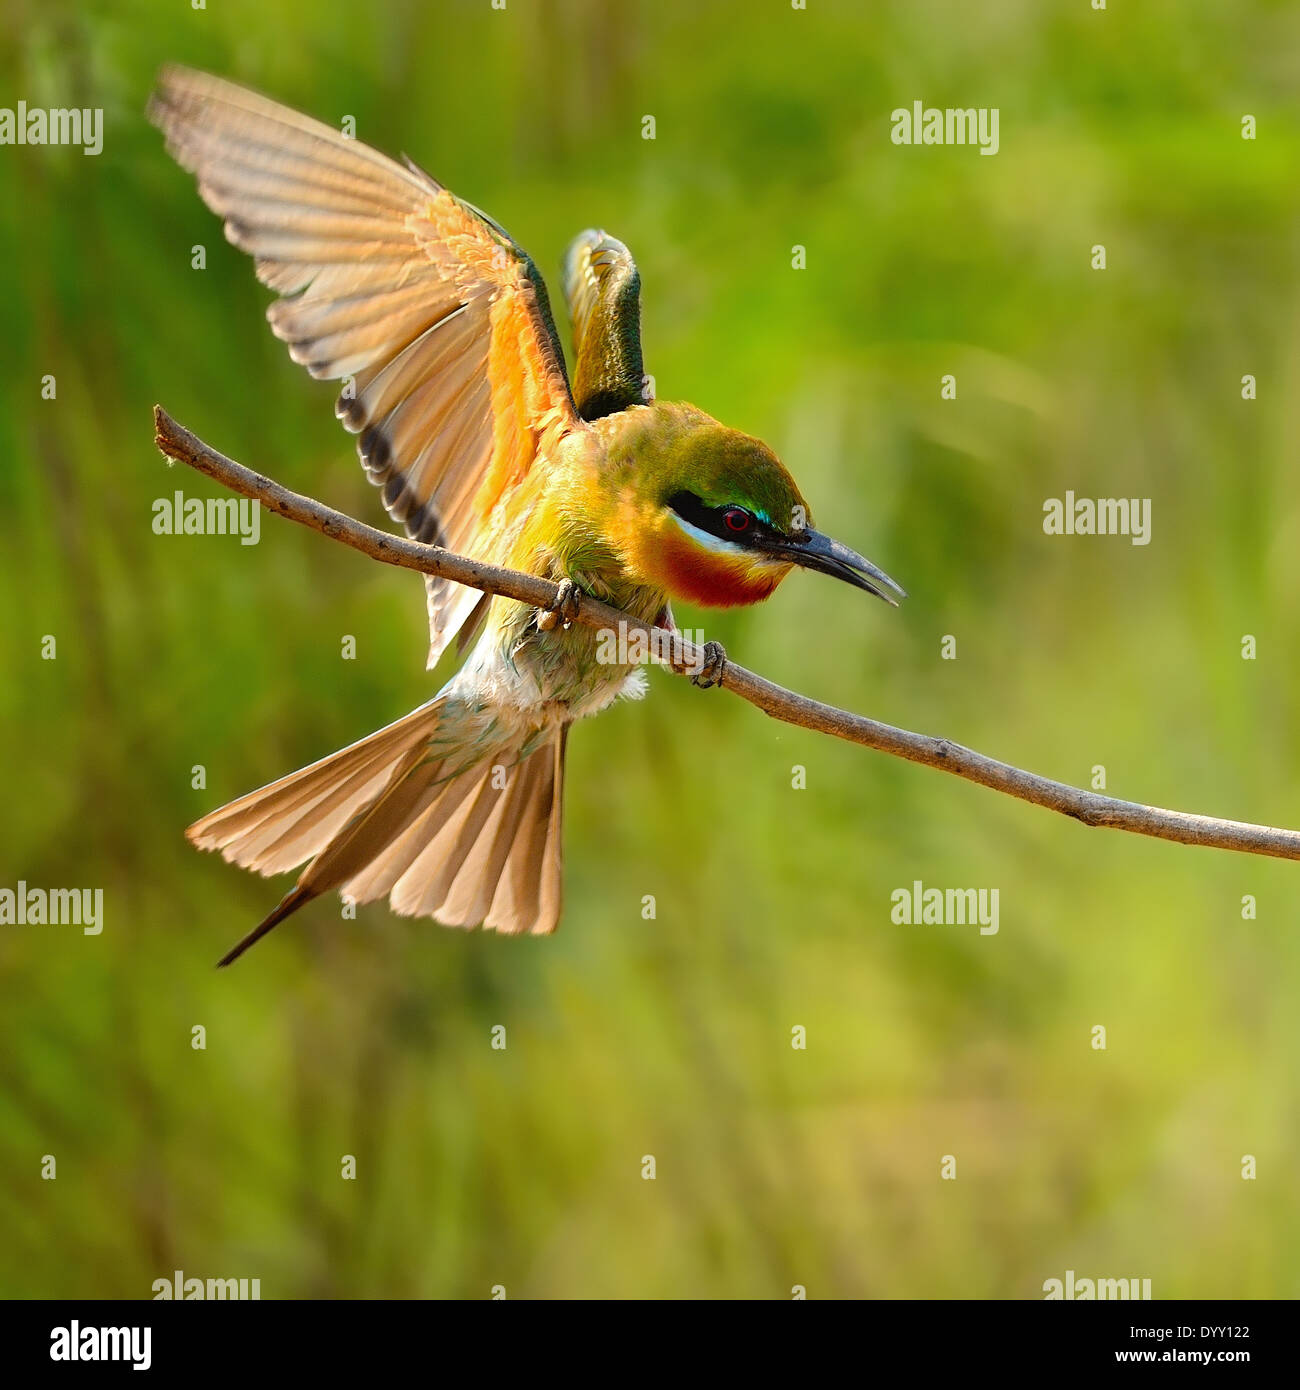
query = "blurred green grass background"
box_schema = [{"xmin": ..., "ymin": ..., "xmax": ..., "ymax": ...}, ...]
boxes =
[{"xmin": 1, "ymin": 0, "xmax": 1299, "ymax": 1298}]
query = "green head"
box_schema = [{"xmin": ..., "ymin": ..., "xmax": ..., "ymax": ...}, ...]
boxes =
[{"xmin": 604, "ymin": 402, "xmax": 905, "ymax": 610}]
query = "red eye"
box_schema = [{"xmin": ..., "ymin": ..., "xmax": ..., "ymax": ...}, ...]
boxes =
[{"xmin": 723, "ymin": 508, "xmax": 751, "ymax": 533}]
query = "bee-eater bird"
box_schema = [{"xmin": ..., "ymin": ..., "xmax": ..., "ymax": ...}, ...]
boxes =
[{"xmin": 149, "ymin": 67, "xmax": 905, "ymax": 966}]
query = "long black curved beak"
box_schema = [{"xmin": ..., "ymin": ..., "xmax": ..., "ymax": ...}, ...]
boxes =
[{"xmin": 758, "ymin": 529, "xmax": 907, "ymax": 606}]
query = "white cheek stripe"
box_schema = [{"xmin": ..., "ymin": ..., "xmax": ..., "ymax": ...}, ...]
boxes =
[{"xmin": 669, "ymin": 512, "xmax": 750, "ymax": 557}]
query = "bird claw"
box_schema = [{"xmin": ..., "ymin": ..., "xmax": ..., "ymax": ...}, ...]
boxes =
[
  {"xmin": 537, "ymin": 578, "xmax": 582, "ymax": 631},
  {"xmin": 691, "ymin": 640, "xmax": 727, "ymax": 689}
]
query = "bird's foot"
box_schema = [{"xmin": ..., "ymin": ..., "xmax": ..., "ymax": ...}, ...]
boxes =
[
  {"xmin": 537, "ymin": 578, "xmax": 582, "ymax": 631},
  {"xmin": 690, "ymin": 640, "xmax": 727, "ymax": 689}
]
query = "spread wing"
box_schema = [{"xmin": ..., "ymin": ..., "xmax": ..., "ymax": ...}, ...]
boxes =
[
  {"xmin": 149, "ymin": 66, "xmax": 585, "ymax": 667},
  {"xmin": 562, "ymin": 229, "xmax": 652, "ymax": 421}
]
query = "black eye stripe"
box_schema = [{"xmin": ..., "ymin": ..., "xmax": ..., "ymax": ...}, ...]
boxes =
[
  {"xmin": 667, "ymin": 491, "xmax": 771, "ymax": 546},
  {"xmin": 666, "ymin": 490, "xmax": 721, "ymax": 533}
]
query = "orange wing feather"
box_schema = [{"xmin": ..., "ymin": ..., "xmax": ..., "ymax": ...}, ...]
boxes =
[{"xmin": 149, "ymin": 66, "xmax": 586, "ymax": 665}]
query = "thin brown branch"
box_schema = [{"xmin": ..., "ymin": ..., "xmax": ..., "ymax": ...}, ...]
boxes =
[{"xmin": 154, "ymin": 405, "xmax": 1300, "ymax": 863}]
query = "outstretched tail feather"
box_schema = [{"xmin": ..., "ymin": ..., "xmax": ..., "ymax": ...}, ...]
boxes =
[
  {"xmin": 373, "ymin": 724, "xmax": 566, "ymax": 934},
  {"xmin": 193, "ymin": 696, "xmax": 570, "ymax": 963},
  {"xmin": 213, "ymin": 741, "xmax": 443, "ymax": 967},
  {"xmin": 340, "ymin": 760, "xmax": 482, "ymax": 905},
  {"xmin": 216, "ymin": 885, "xmax": 315, "ymax": 968},
  {"xmin": 484, "ymin": 724, "xmax": 564, "ymax": 935},
  {"xmin": 389, "ymin": 763, "xmax": 507, "ymax": 919},
  {"xmin": 187, "ymin": 699, "xmax": 445, "ymax": 875},
  {"xmin": 437, "ymin": 754, "xmax": 537, "ymax": 925}
]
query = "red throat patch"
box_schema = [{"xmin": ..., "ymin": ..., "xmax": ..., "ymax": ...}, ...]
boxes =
[{"xmin": 653, "ymin": 526, "xmax": 787, "ymax": 608}]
